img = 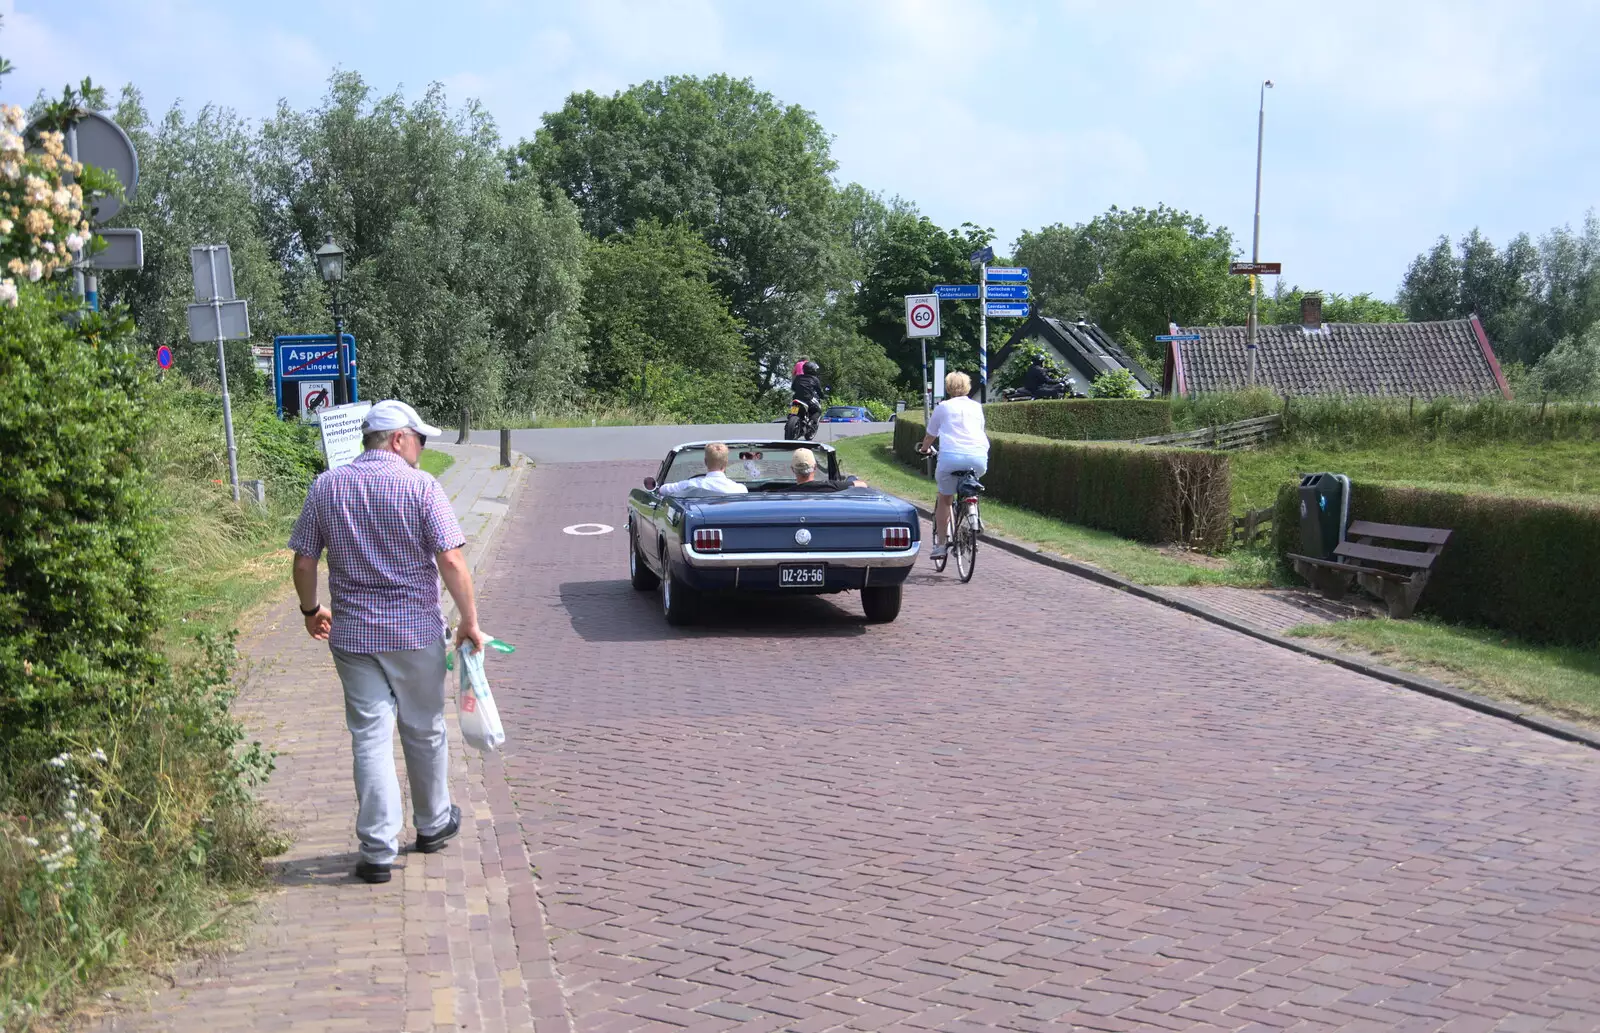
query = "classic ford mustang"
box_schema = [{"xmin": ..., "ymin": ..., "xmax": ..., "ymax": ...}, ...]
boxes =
[{"xmin": 626, "ymin": 441, "xmax": 921, "ymax": 625}]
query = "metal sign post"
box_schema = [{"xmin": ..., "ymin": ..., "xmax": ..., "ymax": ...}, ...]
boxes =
[
  {"xmin": 188, "ymin": 245, "xmax": 251, "ymax": 502},
  {"xmin": 905, "ymin": 294, "xmax": 941, "ymax": 475}
]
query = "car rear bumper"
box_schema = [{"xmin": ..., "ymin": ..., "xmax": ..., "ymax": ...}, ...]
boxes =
[
  {"xmin": 683, "ymin": 545, "xmax": 919, "ymax": 568},
  {"xmin": 677, "ymin": 562, "xmax": 914, "ymax": 593}
]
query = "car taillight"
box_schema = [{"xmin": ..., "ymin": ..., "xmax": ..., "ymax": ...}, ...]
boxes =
[
  {"xmin": 693, "ymin": 528, "xmax": 723, "ymax": 552},
  {"xmin": 883, "ymin": 526, "xmax": 912, "ymax": 549}
]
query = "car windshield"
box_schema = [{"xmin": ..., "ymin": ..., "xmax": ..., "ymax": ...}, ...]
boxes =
[
  {"xmin": 662, "ymin": 445, "xmax": 833, "ymax": 487},
  {"xmin": 825, "ymin": 407, "xmax": 858, "ymax": 418}
]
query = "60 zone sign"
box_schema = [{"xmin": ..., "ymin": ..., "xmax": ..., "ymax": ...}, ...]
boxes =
[{"xmin": 905, "ymin": 294, "xmax": 940, "ymax": 338}]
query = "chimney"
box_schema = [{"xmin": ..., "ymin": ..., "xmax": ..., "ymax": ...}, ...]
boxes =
[{"xmin": 1301, "ymin": 293, "xmax": 1323, "ymax": 330}]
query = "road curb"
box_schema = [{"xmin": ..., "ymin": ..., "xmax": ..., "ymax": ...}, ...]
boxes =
[
  {"xmin": 438, "ymin": 446, "xmax": 531, "ymax": 626},
  {"xmin": 903, "ymin": 499, "xmax": 1600, "ymax": 752}
]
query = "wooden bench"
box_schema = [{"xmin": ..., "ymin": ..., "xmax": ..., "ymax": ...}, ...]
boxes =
[{"xmin": 1287, "ymin": 520, "xmax": 1453, "ymax": 619}]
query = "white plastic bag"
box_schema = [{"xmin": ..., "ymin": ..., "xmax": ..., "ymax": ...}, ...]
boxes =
[{"xmin": 456, "ymin": 642, "xmax": 506, "ymax": 752}]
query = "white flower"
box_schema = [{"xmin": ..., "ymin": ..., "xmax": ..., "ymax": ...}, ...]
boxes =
[
  {"xmin": 66, "ymin": 232, "xmax": 86, "ymax": 254},
  {"xmin": 90, "ymin": 747, "xmax": 107, "ymax": 763},
  {"xmin": 42, "ymin": 241, "xmax": 55, "ymax": 254},
  {"xmin": 0, "ymin": 161, "xmax": 17, "ymax": 183},
  {"xmin": 0, "ymin": 129, "xmax": 21, "ymax": 158},
  {"xmin": 47, "ymin": 754, "xmax": 68, "ymax": 768},
  {"xmin": 25, "ymin": 259, "xmax": 43, "ymax": 282},
  {"xmin": 22, "ymin": 836, "xmax": 38, "ymax": 848},
  {"xmin": 2, "ymin": 105, "xmax": 23, "ymax": 130},
  {"xmin": 0, "ymin": 280, "xmax": 16, "ymax": 308}
]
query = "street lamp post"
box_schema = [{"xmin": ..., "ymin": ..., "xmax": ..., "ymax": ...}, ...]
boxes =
[
  {"xmin": 315, "ymin": 234, "xmax": 353, "ymax": 405},
  {"xmin": 1248, "ymin": 79, "xmax": 1274, "ymax": 388}
]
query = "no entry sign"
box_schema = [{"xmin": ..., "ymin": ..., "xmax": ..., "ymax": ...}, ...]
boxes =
[{"xmin": 905, "ymin": 294, "xmax": 940, "ymax": 338}]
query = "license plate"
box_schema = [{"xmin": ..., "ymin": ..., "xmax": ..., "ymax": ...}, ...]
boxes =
[
  {"xmin": 789, "ymin": 401, "xmax": 804, "ymax": 415},
  {"xmin": 778, "ymin": 564, "xmax": 826, "ymax": 587}
]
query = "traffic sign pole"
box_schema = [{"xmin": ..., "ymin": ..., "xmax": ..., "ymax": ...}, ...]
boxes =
[
  {"xmin": 208, "ymin": 247, "xmax": 241, "ymax": 502},
  {"xmin": 979, "ymin": 261, "xmax": 988, "ymax": 402}
]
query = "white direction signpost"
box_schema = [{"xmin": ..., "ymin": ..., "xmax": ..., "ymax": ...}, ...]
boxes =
[
  {"xmin": 187, "ymin": 245, "xmax": 251, "ymax": 501},
  {"xmin": 905, "ymin": 294, "xmax": 941, "ymax": 428}
]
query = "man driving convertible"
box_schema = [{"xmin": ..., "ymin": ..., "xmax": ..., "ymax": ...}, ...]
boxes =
[{"xmin": 782, "ymin": 447, "xmax": 868, "ymax": 491}]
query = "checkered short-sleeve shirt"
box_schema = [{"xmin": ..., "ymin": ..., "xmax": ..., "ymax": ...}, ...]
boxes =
[{"xmin": 289, "ymin": 450, "xmax": 466, "ymax": 654}]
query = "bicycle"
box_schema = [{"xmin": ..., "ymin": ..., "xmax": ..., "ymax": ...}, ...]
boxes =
[{"xmin": 918, "ymin": 446, "xmax": 983, "ymax": 583}]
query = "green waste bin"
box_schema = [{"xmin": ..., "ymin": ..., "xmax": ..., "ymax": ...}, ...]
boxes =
[{"xmin": 1297, "ymin": 473, "xmax": 1349, "ymax": 559}]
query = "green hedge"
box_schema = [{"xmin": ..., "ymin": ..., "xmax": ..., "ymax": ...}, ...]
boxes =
[
  {"xmin": 982, "ymin": 398, "xmax": 1173, "ymax": 441},
  {"xmin": 897, "ymin": 415, "xmax": 1232, "ymax": 549},
  {"xmin": 1273, "ymin": 481, "xmax": 1600, "ymax": 646}
]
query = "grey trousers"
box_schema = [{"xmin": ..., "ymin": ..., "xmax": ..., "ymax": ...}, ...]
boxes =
[{"xmin": 331, "ymin": 640, "xmax": 454, "ymax": 865}]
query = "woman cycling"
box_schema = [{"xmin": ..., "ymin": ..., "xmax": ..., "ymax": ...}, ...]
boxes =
[{"xmin": 916, "ymin": 370, "xmax": 988, "ymax": 561}]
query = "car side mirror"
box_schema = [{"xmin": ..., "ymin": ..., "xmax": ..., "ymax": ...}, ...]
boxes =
[{"xmin": 643, "ymin": 477, "xmax": 657, "ymax": 490}]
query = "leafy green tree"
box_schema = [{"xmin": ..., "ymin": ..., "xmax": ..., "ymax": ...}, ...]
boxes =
[
  {"xmin": 512, "ymin": 75, "xmax": 849, "ymax": 390},
  {"xmin": 855, "ymin": 210, "xmax": 1003, "ymax": 386},
  {"xmin": 1398, "ymin": 236, "xmax": 1462, "ymax": 321},
  {"xmin": 255, "ymin": 73, "xmax": 587, "ymax": 418},
  {"xmin": 798, "ymin": 302, "xmax": 902, "ymax": 402},
  {"xmin": 1533, "ymin": 323, "xmax": 1600, "ymax": 399},
  {"xmin": 581, "ymin": 220, "xmax": 752, "ymax": 418},
  {"xmin": 1260, "ymin": 285, "xmax": 1406, "ymax": 324},
  {"xmin": 1087, "ymin": 216, "xmax": 1247, "ymax": 368},
  {"xmin": 1011, "ymin": 222, "xmax": 1097, "ymax": 321}
]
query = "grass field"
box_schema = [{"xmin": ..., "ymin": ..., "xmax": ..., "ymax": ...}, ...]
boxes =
[
  {"xmin": 1289, "ymin": 618, "xmax": 1600, "ymax": 726},
  {"xmin": 1230, "ymin": 439, "xmax": 1600, "ymax": 512},
  {"xmin": 420, "ymin": 449, "xmax": 455, "ymax": 477},
  {"xmin": 833, "ymin": 434, "xmax": 1279, "ymax": 587}
]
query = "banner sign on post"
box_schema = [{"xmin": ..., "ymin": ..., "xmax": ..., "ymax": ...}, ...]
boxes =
[
  {"xmin": 933, "ymin": 357, "xmax": 946, "ymax": 399},
  {"xmin": 985, "ymin": 283, "xmax": 1029, "ymax": 300},
  {"xmin": 317, "ymin": 401, "xmax": 372, "ymax": 471},
  {"xmin": 905, "ymin": 294, "xmax": 941, "ymax": 338},
  {"xmin": 934, "ymin": 284, "xmax": 980, "ymax": 300},
  {"xmin": 983, "ymin": 266, "xmax": 1030, "ymax": 283},
  {"xmin": 985, "ymin": 302, "xmax": 1030, "ymax": 319}
]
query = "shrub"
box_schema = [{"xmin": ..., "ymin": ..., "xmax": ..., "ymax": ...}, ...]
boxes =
[
  {"xmin": 983, "ymin": 398, "xmax": 1173, "ymax": 441},
  {"xmin": 1281, "ymin": 396, "xmax": 1600, "ymax": 446},
  {"xmin": 1090, "ymin": 367, "xmax": 1145, "ymax": 399},
  {"xmin": 992, "ymin": 341, "xmax": 1069, "ymax": 391},
  {"xmin": 1272, "ymin": 480, "xmax": 1600, "ymax": 647},
  {"xmin": 898, "ymin": 415, "xmax": 1231, "ymax": 549}
]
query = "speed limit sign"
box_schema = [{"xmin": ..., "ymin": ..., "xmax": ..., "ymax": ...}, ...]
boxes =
[{"xmin": 905, "ymin": 294, "xmax": 940, "ymax": 338}]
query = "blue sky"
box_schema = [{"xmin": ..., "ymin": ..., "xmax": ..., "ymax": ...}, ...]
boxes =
[{"xmin": 8, "ymin": 0, "xmax": 1597, "ymax": 300}]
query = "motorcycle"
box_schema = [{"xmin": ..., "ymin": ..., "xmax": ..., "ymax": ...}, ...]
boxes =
[
  {"xmin": 1001, "ymin": 376, "xmax": 1080, "ymax": 402},
  {"xmin": 784, "ymin": 397, "xmax": 822, "ymax": 440}
]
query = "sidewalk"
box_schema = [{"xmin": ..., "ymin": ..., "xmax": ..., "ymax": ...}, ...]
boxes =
[{"xmin": 94, "ymin": 443, "xmax": 566, "ymax": 1033}]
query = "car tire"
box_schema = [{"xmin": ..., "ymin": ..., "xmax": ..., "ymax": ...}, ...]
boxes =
[
  {"xmin": 661, "ymin": 562, "xmax": 698, "ymax": 626},
  {"xmin": 629, "ymin": 525, "xmax": 660, "ymax": 591},
  {"xmin": 861, "ymin": 585, "xmax": 902, "ymax": 624}
]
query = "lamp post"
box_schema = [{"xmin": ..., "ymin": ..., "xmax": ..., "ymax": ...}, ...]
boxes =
[
  {"xmin": 315, "ymin": 233, "xmax": 353, "ymax": 405},
  {"xmin": 1248, "ymin": 79, "xmax": 1273, "ymax": 388}
]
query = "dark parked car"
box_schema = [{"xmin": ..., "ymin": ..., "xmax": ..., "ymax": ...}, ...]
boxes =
[{"xmin": 625, "ymin": 441, "xmax": 920, "ymax": 625}]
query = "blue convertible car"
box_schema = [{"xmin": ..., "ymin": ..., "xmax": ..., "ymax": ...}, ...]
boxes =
[{"xmin": 626, "ymin": 441, "xmax": 921, "ymax": 625}]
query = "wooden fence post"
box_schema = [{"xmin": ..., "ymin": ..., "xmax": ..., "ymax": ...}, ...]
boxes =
[{"xmin": 457, "ymin": 407, "xmax": 470, "ymax": 444}]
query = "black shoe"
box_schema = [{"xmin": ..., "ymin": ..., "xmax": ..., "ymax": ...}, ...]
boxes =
[
  {"xmin": 355, "ymin": 860, "xmax": 392, "ymax": 884},
  {"xmin": 415, "ymin": 804, "xmax": 462, "ymax": 854}
]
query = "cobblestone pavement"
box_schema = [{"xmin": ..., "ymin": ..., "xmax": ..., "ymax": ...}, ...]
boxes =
[
  {"xmin": 474, "ymin": 461, "xmax": 1600, "ymax": 1032},
  {"xmin": 1161, "ymin": 586, "xmax": 1381, "ymax": 635}
]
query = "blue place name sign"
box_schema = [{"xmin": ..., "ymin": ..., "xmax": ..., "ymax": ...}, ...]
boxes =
[
  {"xmin": 276, "ymin": 334, "xmax": 358, "ymax": 380},
  {"xmin": 985, "ymin": 302, "xmax": 1030, "ymax": 319},
  {"xmin": 934, "ymin": 284, "xmax": 981, "ymax": 300},
  {"xmin": 984, "ymin": 266, "xmax": 1030, "ymax": 283},
  {"xmin": 985, "ymin": 284, "xmax": 1029, "ymax": 300},
  {"xmin": 1154, "ymin": 333, "xmax": 1202, "ymax": 342}
]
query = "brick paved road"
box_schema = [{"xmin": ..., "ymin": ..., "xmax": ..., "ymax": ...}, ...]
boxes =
[{"xmin": 473, "ymin": 461, "xmax": 1600, "ymax": 1032}]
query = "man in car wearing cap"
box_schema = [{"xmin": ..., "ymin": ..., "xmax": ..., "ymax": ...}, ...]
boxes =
[{"xmin": 289, "ymin": 400, "xmax": 489, "ymax": 884}]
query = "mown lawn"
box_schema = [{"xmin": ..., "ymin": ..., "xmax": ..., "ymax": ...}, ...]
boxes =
[
  {"xmin": 1230, "ymin": 439, "xmax": 1600, "ymax": 512},
  {"xmin": 420, "ymin": 449, "xmax": 455, "ymax": 477},
  {"xmin": 834, "ymin": 434, "xmax": 1279, "ymax": 587},
  {"xmin": 1289, "ymin": 618, "xmax": 1600, "ymax": 727}
]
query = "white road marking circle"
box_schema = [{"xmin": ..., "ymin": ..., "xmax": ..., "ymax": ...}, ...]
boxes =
[{"xmin": 563, "ymin": 522, "xmax": 614, "ymax": 536}]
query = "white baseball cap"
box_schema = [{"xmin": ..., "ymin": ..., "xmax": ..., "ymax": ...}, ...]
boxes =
[{"xmin": 362, "ymin": 400, "xmax": 443, "ymax": 439}]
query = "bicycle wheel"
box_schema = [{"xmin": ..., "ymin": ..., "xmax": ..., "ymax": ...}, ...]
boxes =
[
  {"xmin": 955, "ymin": 504, "xmax": 978, "ymax": 583},
  {"xmin": 931, "ymin": 508, "xmax": 951, "ymax": 572}
]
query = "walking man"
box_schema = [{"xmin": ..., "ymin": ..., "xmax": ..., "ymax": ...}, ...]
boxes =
[{"xmin": 289, "ymin": 399, "xmax": 489, "ymax": 884}]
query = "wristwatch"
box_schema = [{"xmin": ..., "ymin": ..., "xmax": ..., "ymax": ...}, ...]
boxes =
[{"xmin": 300, "ymin": 602, "xmax": 322, "ymax": 616}]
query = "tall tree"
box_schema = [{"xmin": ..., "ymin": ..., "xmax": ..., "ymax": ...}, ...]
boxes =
[
  {"xmin": 581, "ymin": 220, "xmax": 753, "ymax": 420},
  {"xmin": 1398, "ymin": 236, "xmax": 1463, "ymax": 321},
  {"xmin": 511, "ymin": 75, "xmax": 850, "ymax": 390},
  {"xmin": 255, "ymin": 73, "xmax": 587, "ymax": 417}
]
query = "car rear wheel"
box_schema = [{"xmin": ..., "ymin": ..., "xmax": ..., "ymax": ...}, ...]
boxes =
[
  {"xmin": 629, "ymin": 524, "xmax": 660, "ymax": 591},
  {"xmin": 661, "ymin": 562, "xmax": 698, "ymax": 626},
  {"xmin": 861, "ymin": 585, "xmax": 902, "ymax": 623}
]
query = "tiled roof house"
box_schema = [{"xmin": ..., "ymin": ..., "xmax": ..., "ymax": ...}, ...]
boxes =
[
  {"xmin": 994, "ymin": 315, "xmax": 1158, "ymax": 396},
  {"xmin": 1164, "ymin": 295, "xmax": 1512, "ymax": 400}
]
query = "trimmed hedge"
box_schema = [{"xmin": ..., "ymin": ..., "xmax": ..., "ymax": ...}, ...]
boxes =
[
  {"xmin": 982, "ymin": 398, "xmax": 1172, "ymax": 441},
  {"xmin": 897, "ymin": 415, "xmax": 1232, "ymax": 549},
  {"xmin": 1273, "ymin": 481, "xmax": 1600, "ymax": 646}
]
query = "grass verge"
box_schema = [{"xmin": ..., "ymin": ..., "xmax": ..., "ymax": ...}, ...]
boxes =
[
  {"xmin": 420, "ymin": 449, "xmax": 455, "ymax": 477},
  {"xmin": 834, "ymin": 434, "xmax": 1278, "ymax": 587},
  {"xmin": 1287, "ymin": 618, "xmax": 1600, "ymax": 727},
  {"xmin": 1231, "ymin": 439, "xmax": 1600, "ymax": 512}
]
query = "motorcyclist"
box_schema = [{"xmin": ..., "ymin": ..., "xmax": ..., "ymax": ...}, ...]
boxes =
[
  {"xmin": 792, "ymin": 361, "xmax": 824, "ymax": 417},
  {"xmin": 1022, "ymin": 355, "xmax": 1060, "ymax": 396}
]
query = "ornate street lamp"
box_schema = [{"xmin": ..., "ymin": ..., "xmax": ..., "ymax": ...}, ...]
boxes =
[{"xmin": 316, "ymin": 234, "xmax": 354, "ymax": 404}]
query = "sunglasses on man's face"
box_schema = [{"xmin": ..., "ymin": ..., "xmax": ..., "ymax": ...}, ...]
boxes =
[{"xmin": 413, "ymin": 430, "xmax": 427, "ymax": 449}]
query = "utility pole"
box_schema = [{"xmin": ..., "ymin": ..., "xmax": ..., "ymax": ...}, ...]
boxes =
[
  {"xmin": 978, "ymin": 259, "xmax": 988, "ymax": 402},
  {"xmin": 1248, "ymin": 79, "xmax": 1273, "ymax": 388}
]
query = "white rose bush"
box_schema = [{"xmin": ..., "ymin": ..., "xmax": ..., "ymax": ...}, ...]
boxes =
[{"xmin": 0, "ymin": 103, "xmax": 92, "ymax": 305}]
